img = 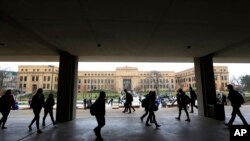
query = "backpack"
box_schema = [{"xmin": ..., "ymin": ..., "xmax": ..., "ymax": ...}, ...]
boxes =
[
  {"xmin": 183, "ymin": 95, "xmax": 191, "ymax": 105},
  {"xmin": 238, "ymin": 93, "xmax": 245, "ymax": 105},
  {"xmin": 90, "ymin": 104, "xmax": 96, "ymax": 116},
  {"xmin": 141, "ymin": 98, "xmax": 148, "ymax": 108}
]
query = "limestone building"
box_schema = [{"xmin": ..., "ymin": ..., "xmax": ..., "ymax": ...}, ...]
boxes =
[{"xmin": 17, "ymin": 65, "xmax": 229, "ymax": 94}]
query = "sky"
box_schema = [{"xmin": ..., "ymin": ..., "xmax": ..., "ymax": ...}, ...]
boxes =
[{"xmin": 0, "ymin": 62, "xmax": 250, "ymax": 79}]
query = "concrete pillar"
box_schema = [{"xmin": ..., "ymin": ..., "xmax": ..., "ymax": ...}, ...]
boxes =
[
  {"xmin": 56, "ymin": 51, "xmax": 78, "ymax": 122},
  {"xmin": 194, "ymin": 55, "xmax": 225, "ymax": 120}
]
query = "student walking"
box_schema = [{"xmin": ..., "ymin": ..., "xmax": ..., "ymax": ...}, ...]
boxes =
[
  {"xmin": 140, "ymin": 94, "xmax": 152, "ymax": 123},
  {"xmin": 189, "ymin": 87, "xmax": 198, "ymax": 113},
  {"xmin": 176, "ymin": 89, "xmax": 191, "ymax": 122},
  {"xmin": 92, "ymin": 91, "xmax": 106, "ymax": 141},
  {"xmin": 0, "ymin": 89, "xmax": 15, "ymax": 129},
  {"xmin": 28, "ymin": 88, "xmax": 45, "ymax": 134},
  {"xmin": 123, "ymin": 89, "xmax": 135, "ymax": 113},
  {"xmin": 224, "ymin": 84, "xmax": 248, "ymax": 126},
  {"xmin": 145, "ymin": 91, "xmax": 160, "ymax": 128},
  {"xmin": 42, "ymin": 94, "xmax": 56, "ymax": 126}
]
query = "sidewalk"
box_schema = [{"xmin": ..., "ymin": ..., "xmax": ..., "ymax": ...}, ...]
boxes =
[{"xmin": 0, "ymin": 105, "xmax": 249, "ymax": 141}]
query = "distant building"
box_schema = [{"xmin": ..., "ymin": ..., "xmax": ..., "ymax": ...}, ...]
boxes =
[
  {"xmin": 17, "ymin": 65, "xmax": 229, "ymax": 94},
  {"xmin": 0, "ymin": 71, "xmax": 17, "ymax": 90},
  {"xmin": 175, "ymin": 66, "xmax": 229, "ymax": 91}
]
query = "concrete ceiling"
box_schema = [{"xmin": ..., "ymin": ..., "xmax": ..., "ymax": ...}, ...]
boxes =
[{"xmin": 1, "ymin": 0, "xmax": 250, "ymax": 62}]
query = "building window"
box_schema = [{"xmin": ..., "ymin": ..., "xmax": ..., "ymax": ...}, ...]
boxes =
[
  {"xmin": 25, "ymin": 69, "xmax": 28, "ymax": 71},
  {"xmin": 45, "ymin": 69, "xmax": 47, "ymax": 72},
  {"xmin": 33, "ymin": 69, "xmax": 35, "ymax": 72},
  {"xmin": 24, "ymin": 76, "xmax": 27, "ymax": 81},
  {"xmin": 20, "ymin": 76, "xmax": 23, "ymax": 81},
  {"xmin": 32, "ymin": 76, "xmax": 35, "ymax": 81},
  {"xmin": 78, "ymin": 85, "xmax": 80, "ymax": 89},
  {"xmin": 21, "ymin": 69, "xmax": 24, "ymax": 71},
  {"xmin": 47, "ymin": 76, "xmax": 50, "ymax": 81},
  {"xmin": 37, "ymin": 69, "xmax": 39, "ymax": 71},
  {"xmin": 78, "ymin": 79, "xmax": 81, "ymax": 83},
  {"xmin": 43, "ymin": 76, "xmax": 46, "ymax": 81},
  {"xmin": 36, "ymin": 76, "xmax": 39, "ymax": 81},
  {"xmin": 43, "ymin": 84, "xmax": 46, "ymax": 89},
  {"xmin": 47, "ymin": 84, "xmax": 50, "ymax": 89}
]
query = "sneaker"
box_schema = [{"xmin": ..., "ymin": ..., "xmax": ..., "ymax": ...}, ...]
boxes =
[
  {"xmin": 224, "ymin": 123, "xmax": 229, "ymax": 126},
  {"xmin": 145, "ymin": 123, "xmax": 151, "ymax": 127},
  {"xmin": 175, "ymin": 117, "xmax": 180, "ymax": 120},
  {"xmin": 185, "ymin": 119, "xmax": 191, "ymax": 122},
  {"xmin": 1, "ymin": 127, "xmax": 7, "ymax": 129},
  {"xmin": 37, "ymin": 130, "xmax": 42, "ymax": 134},
  {"xmin": 42, "ymin": 123, "xmax": 45, "ymax": 126},
  {"xmin": 156, "ymin": 125, "xmax": 161, "ymax": 128},
  {"xmin": 190, "ymin": 111, "xmax": 194, "ymax": 113}
]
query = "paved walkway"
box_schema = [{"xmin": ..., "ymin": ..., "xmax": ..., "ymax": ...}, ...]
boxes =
[{"xmin": 0, "ymin": 105, "xmax": 249, "ymax": 141}]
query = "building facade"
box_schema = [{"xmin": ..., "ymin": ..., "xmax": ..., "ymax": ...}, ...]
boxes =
[
  {"xmin": 17, "ymin": 65, "xmax": 229, "ymax": 94},
  {"xmin": 17, "ymin": 66, "xmax": 59, "ymax": 93},
  {"xmin": 175, "ymin": 66, "xmax": 229, "ymax": 91}
]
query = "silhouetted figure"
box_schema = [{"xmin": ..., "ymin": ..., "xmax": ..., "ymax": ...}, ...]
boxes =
[
  {"xmin": 189, "ymin": 87, "xmax": 198, "ymax": 113},
  {"xmin": 145, "ymin": 91, "xmax": 160, "ymax": 128},
  {"xmin": 224, "ymin": 84, "xmax": 248, "ymax": 126},
  {"xmin": 28, "ymin": 88, "xmax": 45, "ymax": 134},
  {"xmin": 140, "ymin": 94, "xmax": 153, "ymax": 123},
  {"xmin": 176, "ymin": 89, "xmax": 190, "ymax": 122},
  {"xmin": 109, "ymin": 98, "xmax": 113, "ymax": 106},
  {"xmin": 222, "ymin": 94, "xmax": 227, "ymax": 105},
  {"xmin": 123, "ymin": 89, "xmax": 135, "ymax": 113},
  {"xmin": 0, "ymin": 89, "xmax": 15, "ymax": 129},
  {"xmin": 83, "ymin": 99, "xmax": 87, "ymax": 109},
  {"xmin": 28, "ymin": 98, "xmax": 32, "ymax": 109},
  {"xmin": 92, "ymin": 91, "xmax": 106, "ymax": 141},
  {"xmin": 42, "ymin": 94, "xmax": 56, "ymax": 126}
]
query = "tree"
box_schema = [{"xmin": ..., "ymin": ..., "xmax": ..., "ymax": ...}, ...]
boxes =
[
  {"xmin": 144, "ymin": 71, "xmax": 163, "ymax": 95},
  {"xmin": 0, "ymin": 68, "xmax": 9, "ymax": 94},
  {"xmin": 240, "ymin": 75, "xmax": 250, "ymax": 92}
]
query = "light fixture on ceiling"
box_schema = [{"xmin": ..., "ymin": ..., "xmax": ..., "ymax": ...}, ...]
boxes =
[{"xmin": 97, "ymin": 43, "xmax": 101, "ymax": 47}]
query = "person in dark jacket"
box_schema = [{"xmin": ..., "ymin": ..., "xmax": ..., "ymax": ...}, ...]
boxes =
[
  {"xmin": 176, "ymin": 89, "xmax": 190, "ymax": 122},
  {"xmin": 93, "ymin": 91, "xmax": 106, "ymax": 141},
  {"xmin": 140, "ymin": 93, "xmax": 152, "ymax": 123},
  {"xmin": 145, "ymin": 91, "xmax": 160, "ymax": 128},
  {"xmin": 28, "ymin": 88, "xmax": 45, "ymax": 134},
  {"xmin": 189, "ymin": 87, "xmax": 198, "ymax": 113},
  {"xmin": 224, "ymin": 84, "xmax": 248, "ymax": 126},
  {"xmin": 0, "ymin": 89, "xmax": 15, "ymax": 129},
  {"xmin": 42, "ymin": 94, "xmax": 56, "ymax": 126}
]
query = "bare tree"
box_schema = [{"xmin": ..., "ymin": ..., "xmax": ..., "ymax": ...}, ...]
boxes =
[
  {"xmin": 0, "ymin": 68, "xmax": 10, "ymax": 92},
  {"xmin": 144, "ymin": 71, "xmax": 163, "ymax": 95}
]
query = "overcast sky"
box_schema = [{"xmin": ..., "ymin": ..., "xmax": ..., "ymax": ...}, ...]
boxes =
[{"xmin": 0, "ymin": 62, "xmax": 250, "ymax": 79}]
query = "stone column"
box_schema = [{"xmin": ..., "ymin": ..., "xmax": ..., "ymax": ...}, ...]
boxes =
[
  {"xmin": 56, "ymin": 51, "xmax": 78, "ymax": 122},
  {"xmin": 194, "ymin": 55, "xmax": 225, "ymax": 120}
]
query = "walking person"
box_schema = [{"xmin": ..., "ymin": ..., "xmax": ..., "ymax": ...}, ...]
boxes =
[
  {"xmin": 123, "ymin": 89, "xmax": 135, "ymax": 113},
  {"xmin": 222, "ymin": 94, "xmax": 227, "ymax": 105},
  {"xmin": 176, "ymin": 89, "xmax": 191, "ymax": 122},
  {"xmin": 0, "ymin": 89, "xmax": 15, "ymax": 129},
  {"xmin": 189, "ymin": 87, "xmax": 198, "ymax": 113},
  {"xmin": 28, "ymin": 88, "xmax": 45, "ymax": 134},
  {"xmin": 145, "ymin": 91, "xmax": 160, "ymax": 128},
  {"xmin": 224, "ymin": 84, "xmax": 248, "ymax": 126},
  {"xmin": 92, "ymin": 91, "xmax": 106, "ymax": 141},
  {"xmin": 140, "ymin": 93, "xmax": 153, "ymax": 123},
  {"xmin": 42, "ymin": 94, "xmax": 56, "ymax": 126}
]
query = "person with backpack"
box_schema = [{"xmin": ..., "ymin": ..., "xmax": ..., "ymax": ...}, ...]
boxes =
[
  {"xmin": 42, "ymin": 94, "xmax": 56, "ymax": 126},
  {"xmin": 145, "ymin": 91, "xmax": 160, "ymax": 128},
  {"xmin": 224, "ymin": 84, "xmax": 248, "ymax": 126},
  {"xmin": 92, "ymin": 91, "xmax": 106, "ymax": 141},
  {"xmin": 0, "ymin": 89, "xmax": 15, "ymax": 129},
  {"xmin": 175, "ymin": 89, "xmax": 191, "ymax": 122},
  {"xmin": 189, "ymin": 87, "xmax": 198, "ymax": 113},
  {"xmin": 28, "ymin": 88, "xmax": 45, "ymax": 134},
  {"xmin": 122, "ymin": 89, "xmax": 135, "ymax": 113},
  {"xmin": 140, "ymin": 94, "xmax": 152, "ymax": 123}
]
